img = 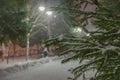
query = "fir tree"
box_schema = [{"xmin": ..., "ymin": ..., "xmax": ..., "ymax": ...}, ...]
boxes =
[
  {"xmin": 45, "ymin": 0, "xmax": 120, "ymax": 80},
  {"xmin": 0, "ymin": 0, "xmax": 30, "ymax": 43}
]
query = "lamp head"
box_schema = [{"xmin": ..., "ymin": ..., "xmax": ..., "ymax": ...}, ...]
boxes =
[
  {"xmin": 39, "ymin": 6, "xmax": 45, "ymax": 11},
  {"xmin": 46, "ymin": 11, "xmax": 52, "ymax": 16}
]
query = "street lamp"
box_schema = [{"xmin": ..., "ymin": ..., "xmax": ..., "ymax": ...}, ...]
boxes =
[
  {"xmin": 39, "ymin": 6, "xmax": 45, "ymax": 11},
  {"xmin": 38, "ymin": 6, "xmax": 53, "ymax": 39},
  {"xmin": 46, "ymin": 11, "xmax": 52, "ymax": 15},
  {"xmin": 39, "ymin": 6, "xmax": 55, "ymax": 55},
  {"xmin": 46, "ymin": 11, "xmax": 52, "ymax": 39}
]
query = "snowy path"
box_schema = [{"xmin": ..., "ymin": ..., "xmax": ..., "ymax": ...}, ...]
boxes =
[
  {"xmin": 0, "ymin": 58, "xmax": 93, "ymax": 80},
  {"xmin": 1, "ymin": 59, "xmax": 80, "ymax": 80}
]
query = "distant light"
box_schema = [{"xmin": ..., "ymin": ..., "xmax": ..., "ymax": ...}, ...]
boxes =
[
  {"xmin": 26, "ymin": 17, "xmax": 29, "ymax": 21},
  {"xmin": 53, "ymin": 15, "xmax": 56, "ymax": 18},
  {"xmin": 77, "ymin": 28, "xmax": 82, "ymax": 32},
  {"xmin": 87, "ymin": 33, "xmax": 90, "ymax": 36},
  {"xmin": 45, "ymin": 26, "xmax": 47, "ymax": 29},
  {"xmin": 46, "ymin": 11, "xmax": 52, "ymax": 16},
  {"xmin": 39, "ymin": 6, "xmax": 45, "ymax": 11},
  {"xmin": 73, "ymin": 28, "xmax": 82, "ymax": 33}
]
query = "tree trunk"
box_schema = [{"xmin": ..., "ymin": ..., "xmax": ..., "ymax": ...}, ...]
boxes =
[
  {"xmin": 13, "ymin": 42, "xmax": 16, "ymax": 60},
  {"xmin": 37, "ymin": 44, "xmax": 40, "ymax": 54},
  {"xmin": 2, "ymin": 43, "xmax": 5, "ymax": 62},
  {"xmin": 7, "ymin": 51, "xmax": 9, "ymax": 64},
  {"xmin": 26, "ymin": 33, "xmax": 30, "ymax": 61},
  {"xmin": 7, "ymin": 42, "xmax": 11, "ymax": 64},
  {"xmin": 37, "ymin": 44, "xmax": 43, "ymax": 58}
]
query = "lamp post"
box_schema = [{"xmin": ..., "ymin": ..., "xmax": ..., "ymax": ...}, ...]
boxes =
[
  {"xmin": 39, "ymin": 6, "xmax": 53, "ymax": 39},
  {"xmin": 46, "ymin": 11, "xmax": 52, "ymax": 39},
  {"xmin": 39, "ymin": 6, "xmax": 54, "ymax": 56}
]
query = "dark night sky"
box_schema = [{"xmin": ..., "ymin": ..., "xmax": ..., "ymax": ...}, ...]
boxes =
[{"xmin": 31, "ymin": 0, "xmax": 96, "ymax": 31}]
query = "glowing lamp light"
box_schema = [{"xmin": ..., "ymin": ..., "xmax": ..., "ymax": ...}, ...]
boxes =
[
  {"xmin": 77, "ymin": 28, "xmax": 82, "ymax": 32},
  {"xmin": 39, "ymin": 6, "xmax": 45, "ymax": 11},
  {"xmin": 87, "ymin": 33, "xmax": 90, "ymax": 36},
  {"xmin": 46, "ymin": 11, "xmax": 52, "ymax": 16}
]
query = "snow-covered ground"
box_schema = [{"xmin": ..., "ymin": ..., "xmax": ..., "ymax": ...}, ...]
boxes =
[
  {"xmin": 0, "ymin": 56, "xmax": 95, "ymax": 80},
  {"xmin": 0, "ymin": 56, "xmax": 37, "ymax": 69}
]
